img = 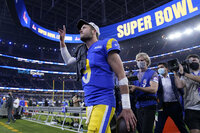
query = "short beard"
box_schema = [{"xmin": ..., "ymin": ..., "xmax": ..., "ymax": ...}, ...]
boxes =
[
  {"xmin": 81, "ymin": 36, "xmax": 92, "ymax": 42},
  {"xmin": 80, "ymin": 31, "xmax": 93, "ymax": 42}
]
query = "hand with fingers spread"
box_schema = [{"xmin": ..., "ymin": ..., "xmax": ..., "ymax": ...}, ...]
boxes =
[
  {"xmin": 117, "ymin": 108, "xmax": 137, "ymax": 132},
  {"xmin": 58, "ymin": 25, "xmax": 66, "ymax": 42}
]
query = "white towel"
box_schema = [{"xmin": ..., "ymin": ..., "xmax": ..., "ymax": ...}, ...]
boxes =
[{"xmin": 85, "ymin": 106, "xmax": 93, "ymax": 125}]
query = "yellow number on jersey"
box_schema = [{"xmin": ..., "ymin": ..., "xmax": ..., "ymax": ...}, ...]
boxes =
[{"xmin": 82, "ymin": 59, "xmax": 91, "ymax": 84}]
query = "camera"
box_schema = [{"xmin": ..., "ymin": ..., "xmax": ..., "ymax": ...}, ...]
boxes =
[
  {"xmin": 126, "ymin": 70, "xmax": 138, "ymax": 82},
  {"xmin": 167, "ymin": 58, "xmax": 190, "ymax": 73},
  {"xmin": 127, "ymin": 75, "xmax": 138, "ymax": 82}
]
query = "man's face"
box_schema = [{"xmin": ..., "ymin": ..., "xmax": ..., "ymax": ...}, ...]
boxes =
[
  {"xmin": 79, "ymin": 24, "xmax": 94, "ymax": 42},
  {"xmin": 157, "ymin": 64, "xmax": 167, "ymax": 75},
  {"xmin": 188, "ymin": 57, "xmax": 200, "ymax": 70},
  {"xmin": 188, "ymin": 57, "xmax": 200, "ymax": 64},
  {"xmin": 136, "ymin": 56, "xmax": 145, "ymax": 63},
  {"xmin": 136, "ymin": 56, "xmax": 148, "ymax": 69}
]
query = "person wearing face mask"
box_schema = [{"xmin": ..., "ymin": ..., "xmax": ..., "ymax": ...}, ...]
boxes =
[
  {"xmin": 154, "ymin": 62, "xmax": 188, "ymax": 133},
  {"xmin": 174, "ymin": 54, "xmax": 200, "ymax": 133},
  {"xmin": 129, "ymin": 52, "xmax": 158, "ymax": 133}
]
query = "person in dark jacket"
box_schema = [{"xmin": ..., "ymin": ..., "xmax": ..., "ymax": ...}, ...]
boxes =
[
  {"xmin": 154, "ymin": 62, "xmax": 188, "ymax": 133},
  {"xmin": 5, "ymin": 92, "xmax": 15, "ymax": 124},
  {"xmin": 44, "ymin": 98, "xmax": 49, "ymax": 106},
  {"xmin": 28, "ymin": 98, "xmax": 33, "ymax": 106}
]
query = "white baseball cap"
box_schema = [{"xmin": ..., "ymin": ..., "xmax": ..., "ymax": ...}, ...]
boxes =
[{"xmin": 77, "ymin": 19, "xmax": 100, "ymax": 36}]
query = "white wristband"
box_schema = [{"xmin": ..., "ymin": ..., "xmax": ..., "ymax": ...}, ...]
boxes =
[
  {"xmin": 121, "ymin": 94, "xmax": 131, "ymax": 109},
  {"xmin": 119, "ymin": 77, "xmax": 128, "ymax": 86}
]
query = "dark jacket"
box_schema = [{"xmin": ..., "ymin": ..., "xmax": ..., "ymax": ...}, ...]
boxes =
[
  {"xmin": 44, "ymin": 100, "xmax": 48, "ymax": 106},
  {"xmin": 157, "ymin": 74, "xmax": 184, "ymax": 110},
  {"xmin": 73, "ymin": 44, "xmax": 87, "ymax": 81},
  {"xmin": 5, "ymin": 95, "xmax": 13, "ymax": 109},
  {"xmin": 28, "ymin": 100, "xmax": 33, "ymax": 106}
]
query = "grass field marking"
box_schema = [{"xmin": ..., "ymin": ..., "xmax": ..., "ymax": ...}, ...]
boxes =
[{"xmin": 0, "ymin": 121, "xmax": 21, "ymax": 133}]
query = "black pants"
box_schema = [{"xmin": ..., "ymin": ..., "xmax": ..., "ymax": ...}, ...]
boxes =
[
  {"xmin": 154, "ymin": 102, "xmax": 188, "ymax": 133},
  {"xmin": 137, "ymin": 105, "xmax": 156, "ymax": 133},
  {"xmin": 185, "ymin": 109, "xmax": 200, "ymax": 130},
  {"xmin": 7, "ymin": 108, "xmax": 15, "ymax": 122}
]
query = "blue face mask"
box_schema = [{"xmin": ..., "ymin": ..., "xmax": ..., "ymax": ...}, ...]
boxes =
[
  {"xmin": 137, "ymin": 61, "xmax": 146, "ymax": 69},
  {"xmin": 158, "ymin": 68, "xmax": 165, "ymax": 75}
]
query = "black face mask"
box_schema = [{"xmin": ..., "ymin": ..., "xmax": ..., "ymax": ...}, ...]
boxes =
[{"xmin": 189, "ymin": 62, "xmax": 199, "ymax": 70}]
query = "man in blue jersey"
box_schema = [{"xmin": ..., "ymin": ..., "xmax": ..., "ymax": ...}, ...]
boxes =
[
  {"xmin": 58, "ymin": 19, "xmax": 136, "ymax": 133},
  {"xmin": 129, "ymin": 52, "xmax": 158, "ymax": 133}
]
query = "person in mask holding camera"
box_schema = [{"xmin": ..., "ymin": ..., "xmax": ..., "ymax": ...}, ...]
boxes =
[
  {"xmin": 174, "ymin": 54, "xmax": 200, "ymax": 133},
  {"xmin": 129, "ymin": 52, "xmax": 158, "ymax": 133},
  {"xmin": 155, "ymin": 62, "xmax": 188, "ymax": 133}
]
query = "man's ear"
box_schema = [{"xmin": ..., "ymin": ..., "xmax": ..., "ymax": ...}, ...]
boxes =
[{"xmin": 92, "ymin": 29, "xmax": 96, "ymax": 35}]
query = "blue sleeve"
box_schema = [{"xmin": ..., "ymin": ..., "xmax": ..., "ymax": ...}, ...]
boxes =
[{"xmin": 104, "ymin": 38, "xmax": 120, "ymax": 54}]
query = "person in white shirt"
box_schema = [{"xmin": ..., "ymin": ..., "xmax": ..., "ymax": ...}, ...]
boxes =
[
  {"xmin": 13, "ymin": 97, "xmax": 20, "ymax": 109},
  {"xmin": 155, "ymin": 62, "xmax": 188, "ymax": 133}
]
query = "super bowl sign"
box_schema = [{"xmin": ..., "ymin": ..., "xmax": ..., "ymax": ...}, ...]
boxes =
[
  {"xmin": 100, "ymin": 0, "xmax": 200, "ymax": 41},
  {"xmin": 14, "ymin": 0, "xmax": 30, "ymax": 28},
  {"xmin": 14, "ymin": 0, "xmax": 82, "ymax": 43},
  {"xmin": 30, "ymin": 21, "xmax": 80, "ymax": 43},
  {"xmin": 14, "ymin": 0, "xmax": 200, "ymax": 43}
]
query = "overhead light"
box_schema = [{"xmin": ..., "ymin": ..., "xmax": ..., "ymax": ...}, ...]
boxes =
[
  {"xmin": 184, "ymin": 29, "xmax": 193, "ymax": 35},
  {"xmin": 174, "ymin": 32, "xmax": 181, "ymax": 38},
  {"xmin": 194, "ymin": 25, "xmax": 200, "ymax": 31},
  {"xmin": 24, "ymin": 45, "xmax": 28, "ymax": 48},
  {"xmin": 168, "ymin": 32, "xmax": 182, "ymax": 40},
  {"xmin": 8, "ymin": 42, "xmax": 12, "ymax": 45},
  {"xmin": 168, "ymin": 34, "xmax": 175, "ymax": 40}
]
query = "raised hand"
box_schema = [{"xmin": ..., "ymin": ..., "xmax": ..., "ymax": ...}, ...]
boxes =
[{"xmin": 58, "ymin": 25, "xmax": 66, "ymax": 42}]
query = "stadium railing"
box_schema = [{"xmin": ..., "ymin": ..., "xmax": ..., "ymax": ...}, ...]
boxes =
[{"xmin": 23, "ymin": 106, "xmax": 87, "ymax": 133}]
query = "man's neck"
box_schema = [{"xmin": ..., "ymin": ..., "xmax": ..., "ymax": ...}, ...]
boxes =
[
  {"xmin": 139, "ymin": 67, "xmax": 148, "ymax": 72},
  {"xmin": 85, "ymin": 38, "xmax": 98, "ymax": 49},
  {"xmin": 162, "ymin": 73, "xmax": 168, "ymax": 78},
  {"xmin": 191, "ymin": 68, "xmax": 200, "ymax": 75}
]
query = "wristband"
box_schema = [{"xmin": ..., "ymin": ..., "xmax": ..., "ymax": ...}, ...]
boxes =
[
  {"xmin": 121, "ymin": 94, "xmax": 131, "ymax": 109},
  {"xmin": 119, "ymin": 77, "xmax": 128, "ymax": 86}
]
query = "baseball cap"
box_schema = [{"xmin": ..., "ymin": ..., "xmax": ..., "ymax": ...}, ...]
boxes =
[{"xmin": 77, "ymin": 19, "xmax": 100, "ymax": 36}]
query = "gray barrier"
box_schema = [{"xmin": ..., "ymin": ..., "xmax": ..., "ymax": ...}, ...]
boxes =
[
  {"xmin": 23, "ymin": 106, "xmax": 87, "ymax": 133},
  {"xmin": 0, "ymin": 103, "xmax": 7, "ymax": 116}
]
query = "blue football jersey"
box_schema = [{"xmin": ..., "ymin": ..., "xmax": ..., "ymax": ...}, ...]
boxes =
[{"xmin": 82, "ymin": 38, "xmax": 120, "ymax": 107}]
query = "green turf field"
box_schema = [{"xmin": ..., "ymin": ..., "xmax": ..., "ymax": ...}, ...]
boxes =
[{"xmin": 0, "ymin": 117, "xmax": 82, "ymax": 133}]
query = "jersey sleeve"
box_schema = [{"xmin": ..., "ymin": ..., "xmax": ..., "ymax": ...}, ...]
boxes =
[
  {"xmin": 104, "ymin": 38, "xmax": 120, "ymax": 54},
  {"xmin": 150, "ymin": 72, "xmax": 159, "ymax": 83}
]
